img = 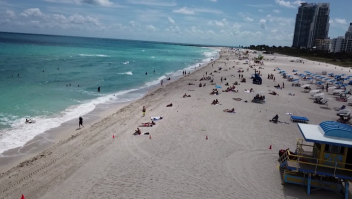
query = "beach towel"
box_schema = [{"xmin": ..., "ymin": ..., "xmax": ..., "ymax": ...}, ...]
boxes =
[
  {"xmin": 286, "ymin": 113, "xmax": 293, "ymax": 115},
  {"xmin": 233, "ymin": 98, "xmax": 242, "ymax": 101},
  {"xmin": 151, "ymin": 117, "xmax": 163, "ymax": 121}
]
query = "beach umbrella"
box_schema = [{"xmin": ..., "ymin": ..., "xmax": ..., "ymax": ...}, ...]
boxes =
[
  {"xmin": 347, "ymin": 76, "xmax": 352, "ymax": 78},
  {"xmin": 329, "ymin": 80, "xmax": 336, "ymax": 82},
  {"xmin": 335, "ymin": 82, "xmax": 343, "ymax": 85},
  {"xmin": 341, "ymin": 84, "xmax": 349, "ymax": 87},
  {"xmin": 215, "ymin": 85, "xmax": 222, "ymax": 89},
  {"xmin": 341, "ymin": 74, "xmax": 346, "ymax": 76},
  {"xmin": 316, "ymin": 82, "xmax": 323, "ymax": 85},
  {"xmin": 293, "ymin": 79, "xmax": 299, "ymax": 82}
]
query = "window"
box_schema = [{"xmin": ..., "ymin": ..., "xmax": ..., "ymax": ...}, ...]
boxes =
[{"xmin": 325, "ymin": 145, "xmax": 344, "ymax": 154}]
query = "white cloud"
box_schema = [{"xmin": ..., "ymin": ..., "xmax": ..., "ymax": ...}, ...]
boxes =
[
  {"xmin": 275, "ymin": 0, "xmax": 294, "ymax": 8},
  {"xmin": 173, "ymin": 7, "xmax": 195, "ymax": 15},
  {"xmin": 5, "ymin": 10, "xmax": 16, "ymax": 19},
  {"xmin": 335, "ymin": 18, "xmax": 347, "ymax": 25},
  {"xmin": 67, "ymin": 14, "xmax": 100, "ymax": 26},
  {"xmin": 52, "ymin": 14, "xmax": 66, "ymax": 22},
  {"xmin": 210, "ymin": 0, "xmax": 217, "ymax": 2},
  {"xmin": 292, "ymin": 0, "xmax": 304, "ymax": 6},
  {"xmin": 81, "ymin": 0, "xmax": 113, "ymax": 6},
  {"xmin": 207, "ymin": 18, "xmax": 229, "ymax": 27},
  {"xmin": 20, "ymin": 8, "xmax": 44, "ymax": 18},
  {"xmin": 259, "ymin": 19, "xmax": 266, "ymax": 29},
  {"xmin": 329, "ymin": 19, "xmax": 334, "ymax": 24},
  {"xmin": 243, "ymin": 17, "xmax": 254, "ymax": 22},
  {"xmin": 166, "ymin": 25, "xmax": 180, "ymax": 33},
  {"xmin": 129, "ymin": 21, "xmax": 135, "ymax": 27},
  {"xmin": 168, "ymin": 17, "xmax": 175, "ymax": 24},
  {"xmin": 127, "ymin": 0, "xmax": 176, "ymax": 7},
  {"xmin": 273, "ymin": 10, "xmax": 280, "ymax": 13},
  {"xmin": 246, "ymin": 4, "xmax": 274, "ymax": 8},
  {"xmin": 258, "ymin": 9, "xmax": 264, "ymax": 12},
  {"xmin": 173, "ymin": 7, "xmax": 222, "ymax": 15},
  {"xmin": 146, "ymin": 24, "xmax": 156, "ymax": 31}
]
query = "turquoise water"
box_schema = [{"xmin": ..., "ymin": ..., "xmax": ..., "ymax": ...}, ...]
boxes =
[{"xmin": 0, "ymin": 32, "xmax": 218, "ymax": 153}]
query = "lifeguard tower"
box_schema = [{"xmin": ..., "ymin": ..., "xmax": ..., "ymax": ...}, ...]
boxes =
[{"xmin": 279, "ymin": 121, "xmax": 352, "ymax": 198}]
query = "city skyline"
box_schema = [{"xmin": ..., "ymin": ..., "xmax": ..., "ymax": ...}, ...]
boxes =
[{"xmin": 0, "ymin": 0, "xmax": 351, "ymax": 46}]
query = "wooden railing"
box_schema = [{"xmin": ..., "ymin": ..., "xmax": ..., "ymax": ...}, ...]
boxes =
[{"xmin": 279, "ymin": 149, "xmax": 352, "ymax": 177}]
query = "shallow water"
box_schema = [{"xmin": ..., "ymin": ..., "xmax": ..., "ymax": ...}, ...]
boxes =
[{"xmin": 0, "ymin": 32, "xmax": 218, "ymax": 153}]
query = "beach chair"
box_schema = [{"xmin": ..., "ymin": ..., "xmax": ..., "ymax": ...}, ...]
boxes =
[
  {"xmin": 334, "ymin": 105, "xmax": 346, "ymax": 111},
  {"xmin": 290, "ymin": 116, "xmax": 309, "ymax": 123}
]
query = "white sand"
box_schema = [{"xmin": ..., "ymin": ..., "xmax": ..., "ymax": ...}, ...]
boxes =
[{"xmin": 0, "ymin": 50, "xmax": 351, "ymax": 199}]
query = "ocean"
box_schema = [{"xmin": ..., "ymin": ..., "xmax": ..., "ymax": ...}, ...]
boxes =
[{"xmin": 0, "ymin": 32, "xmax": 219, "ymax": 154}]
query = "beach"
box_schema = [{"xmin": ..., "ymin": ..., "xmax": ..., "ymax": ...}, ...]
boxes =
[{"xmin": 1, "ymin": 49, "xmax": 351, "ymax": 199}]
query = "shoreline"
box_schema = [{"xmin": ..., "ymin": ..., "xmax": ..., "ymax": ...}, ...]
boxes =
[
  {"xmin": 1, "ymin": 48, "xmax": 351, "ymax": 198},
  {"xmin": 0, "ymin": 48, "xmax": 221, "ymax": 174}
]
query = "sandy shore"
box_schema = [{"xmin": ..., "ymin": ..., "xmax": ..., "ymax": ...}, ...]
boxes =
[{"xmin": 0, "ymin": 49, "xmax": 351, "ymax": 199}]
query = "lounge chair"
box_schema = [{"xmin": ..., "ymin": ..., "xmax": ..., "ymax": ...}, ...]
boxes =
[
  {"xmin": 334, "ymin": 105, "xmax": 346, "ymax": 111},
  {"xmin": 290, "ymin": 116, "xmax": 309, "ymax": 123}
]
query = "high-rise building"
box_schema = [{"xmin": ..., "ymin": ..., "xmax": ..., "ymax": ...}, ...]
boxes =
[
  {"xmin": 292, "ymin": 3, "xmax": 330, "ymax": 49},
  {"xmin": 330, "ymin": 23, "xmax": 352, "ymax": 52}
]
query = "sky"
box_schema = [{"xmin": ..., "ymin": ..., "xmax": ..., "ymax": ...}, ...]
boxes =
[{"xmin": 0, "ymin": 0, "xmax": 351, "ymax": 46}]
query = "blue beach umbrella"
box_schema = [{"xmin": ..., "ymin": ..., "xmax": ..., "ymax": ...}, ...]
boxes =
[
  {"xmin": 341, "ymin": 84, "xmax": 349, "ymax": 87},
  {"xmin": 329, "ymin": 80, "xmax": 336, "ymax": 83},
  {"xmin": 341, "ymin": 74, "xmax": 346, "ymax": 76},
  {"xmin": 316, "ymin": 82, "xmax": 323, "ymax": 85},
  {"xmin": 215, "ymin": 85, "xmax": 222, "ymax": 89},
  {"xmin": 293, "ymin": 79, "xmax": 299, "ymax": 82}
]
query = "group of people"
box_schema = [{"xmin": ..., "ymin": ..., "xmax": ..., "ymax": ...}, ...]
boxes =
[
  {"xmin": 183, "ymin": 93, "xmax": 191, "ymax": 98},
  {"xmin": 254, "ymin": 94, "xmax": 266, "ymax": 101},
  {"xmin": 210, "ymin": 89, "xmax": 219, "ymax": 95},
  {"xmin": 223, "ymin": 86, "xmax": 238, "ymax": 93},
  {"xmin": 267, "ymin": 74, "xmax": 275, "ymax": 81},
  {"xmin": 211, "ymin": 99, "xmax": 220, "ymax": 105}
]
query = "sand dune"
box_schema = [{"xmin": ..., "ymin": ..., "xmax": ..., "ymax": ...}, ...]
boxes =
[{"xmin": 0, "ymin": 49, "xmax": 351, "ymax": 199}]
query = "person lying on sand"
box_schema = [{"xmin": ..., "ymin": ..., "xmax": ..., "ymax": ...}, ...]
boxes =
[
  {"xmin": 234, "ymin": 81, "xmax": 238, "ymax": 85},
  {"xmin": 183, "ymin": 93, "xmax": 191, "ymax": 98},
  {"xmin": 241, "ymin": 78, "xmax": 246, "ymax": 83},
  {"xmin": 139, "ymin": 121, "xmax": 156, "ymax": 127},
  {"xmin": 274, "ymin": 84, "xmax": 281, "ymax": 89},
  {"xmin": 225, "ymin": 82, "xmax": 229, "ymax": 86},
  {"xmin": 223, "ymin": 108, "xmax": 235, "ymax": 113},
  {"xmin": 166, "ymin": 103, "xmax": 173, "ymax": 107},
  {"xmin": 244, "ymin": 88, "xmax": 254, "ymax": 93},
  {"xmin": 269, "ymin": 91, "xmax": 279, "ymax": 96},
  {"xmin": 188, "ymin": 83, "xmax": 195, "ymax": 85}
]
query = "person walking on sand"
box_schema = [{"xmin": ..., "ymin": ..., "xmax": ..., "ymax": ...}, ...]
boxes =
[
  {"xmin": 79, "ymin": 117, "xmax": 84, "ymax": 128},
  {"xmin": 161, "ymin": 80, "xmax": 163, "ymax": 86},
  {"xmin": 142, "ymin": 106, "xmax": 146, "ymax": 117},
  {"xmin": 282, "ymin": 82, "xmax": 284, "ymax": 88}
]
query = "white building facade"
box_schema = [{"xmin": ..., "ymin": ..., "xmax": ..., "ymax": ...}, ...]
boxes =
[{"xmin": 330, "ymin": 23, "xmax": 352, "ymax": 53}]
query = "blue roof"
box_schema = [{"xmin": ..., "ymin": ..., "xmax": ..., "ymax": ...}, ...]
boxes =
[{"xmin": 319, "ymin": 121, "xmax": 352, "ymax": 139}]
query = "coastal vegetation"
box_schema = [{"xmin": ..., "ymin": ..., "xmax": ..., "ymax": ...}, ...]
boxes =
[{"xmin": 248, "ymin": 45, "xmax": 352, "ymax": 68}]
